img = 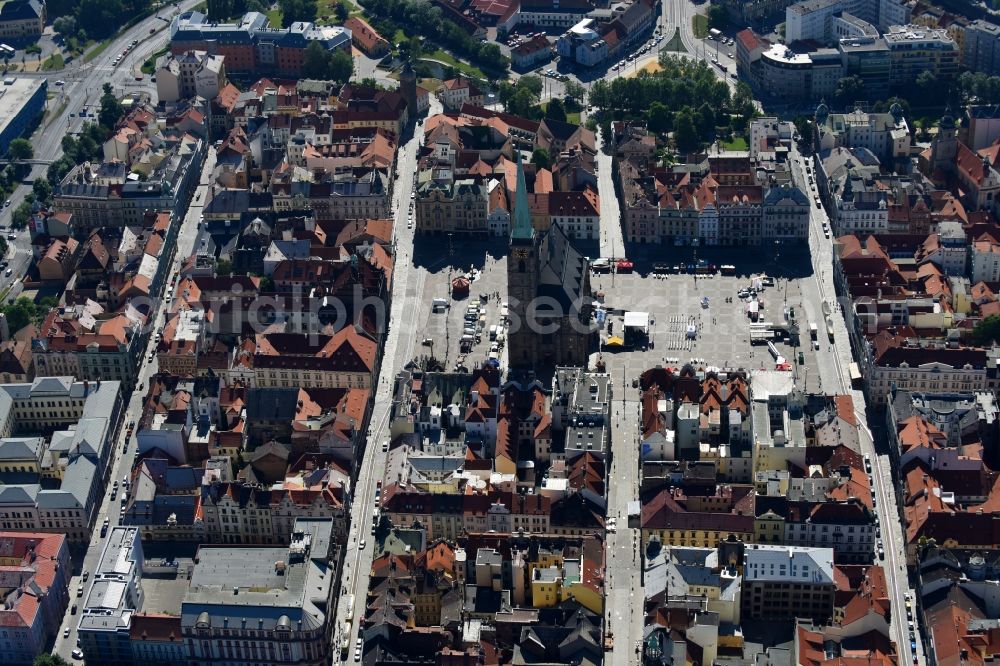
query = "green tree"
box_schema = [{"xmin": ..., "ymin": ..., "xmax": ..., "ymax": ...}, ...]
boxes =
[
  {"xmin": 835, "ymin": 75, "xmax": 865, "ymax": 105},
  {"xmin": 705, "ymin": 4, "xmax": 728, "ymax": 30},
  {"xmin": 0, "ymin": 297, "xmax": 40, "ymax": 334},
  {"xmin": 98, "ymin": 83, "xmax": 123, "ymax": 130},
  {"xmin": 564, "ymin": 80, "xmax": 587, "ymax": 106},
  {"xmin": 328, "ymin": 49, "xmax": 353, "ymax": 83},
  {"xmin": 278, "ymin": 0, "xmax": 318, "ymax": 26},
  {"xmin": 673, "ymin": 108, "xmax": 699, "ymax": 154},
  {"xmin": 216, "ymin": 259, "xmax": 233, "ymax": 276},
  {"xmin": 793, "ymin": 115, "xmax": 814, "ymax": 145},
  {"xmin": 975, "ymin": 315, "xmax": 1000, "ymax": 345},
  {"xmin": 508, "ymin": 87, "xmax": 537, "ymax": 118},
  {"xmin": 7, "ymin": 138, "xmax": 32, "ymax": 161},
  {"xmin": 32, "ymin": 178, "xmax": 52, "ymax": 203},
  {"xmin": 302, "ymin": 41, "xmax": 331, "ymax": 79},
  {"xmin": 647, "ymin": 101, "xmax": 671, "ymax": 134},
  {"xmin": 916, "ymin": 70, "xmax": 937, "ymax": 97},
  {"xmin": 11, "ymin": 201, "xmax": 30, "ymax": 229},
  {"xmin": 518, "ymin": 76, "xmax": 543, "ymax": 98},
  {"xmin": 696, "ymin": 102, "xmax": 715, "ymax": 140},
  {"xmin": 52, "ymin": 15, "xmax": 76, "ymax": 37},
  {"xmin": 333, "ymin": 0, "xmax": 349, "ymax": 21},
  {"xmin": 33, "ymin": 655, "xmax": 72, "ymax": 666},
  {"xmin": 531, "ymin": 148, "xmax": 550, "ymax": 169},
  {"xmin": 545, "ymin": 98, "xmax": 567, "ymax": 122}
]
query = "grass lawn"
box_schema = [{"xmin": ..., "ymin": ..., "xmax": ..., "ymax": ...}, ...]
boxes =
[
  {"xmin": 41, "ymin": 53, "xmax": 64, "ymax": 71},
  {"xmin": 44, "ymin": 100, "xmax": 67, "ymax": 129},
  {"xmin": 141, "ymin": 46, "xmax": 168, "ymax": 74},
  {"xmin": 566, "ymin": 112, "xmax": 581, "ymax": 124},
  {"xmin": 720, "ymin": 136, "xmax": 748, "ymax": 151},
  {"xmin": 83, "ymin": 38, "xmax": 114, "ymax": 63},
  {"xmin": 692, "ymin": 15, "xmax": 708, "ymax": 39},
  {"xmin": 267, "ymin": 8, "xmax": 283, "ymax": 27},
  {"xmin": 423, "ymin": 50, "xmax": 486, "ymax": 79},
  {"xmin": 317, "ymin": 0, "xmax": 359, "ymax": 20}
]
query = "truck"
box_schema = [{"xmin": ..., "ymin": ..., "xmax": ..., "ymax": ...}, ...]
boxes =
[
  {"xmin": 826, "ymin": 316, "xmax": 835, "ymax": 342},
  {"xmin": 809, "ymin": 322, "xmax": 818, "ymax": 340}
]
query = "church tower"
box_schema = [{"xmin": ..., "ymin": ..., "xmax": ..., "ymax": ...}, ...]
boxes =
[
  {"xmin": 931, "ymin": 107, "xmax": 959, "ymax": 174},
  {"xmin": 507, "ymin": 151, "xmax": 538, "ymax": 369}
]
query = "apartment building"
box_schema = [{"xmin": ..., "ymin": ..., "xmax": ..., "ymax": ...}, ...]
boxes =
[
  {"xmin": 0, "ymin": 378, "xmax": 123, "ymax": 542},
  {"xmin": 180, "ymin": 520, "xmax": 336, "ymax": 665},
  {"xmin": 884, "ymin": 24, "xmax": 959, "ymax": 89},
  {"xmin": 253, "ymin": 326, "xmax": 377, "ymax": 390},
  {"xmin": 169, "ymin": 11, "xmax": 351, "ymax": 77},
  {"xmin": 741, "ymin": 545, "xmax": 836, "ymax": 621},
  {"xmin": 155, "ymin": 50, "xmax": 227, "ymax": 104},
  {"xmin": 0, "ymin": 0, "xmax": 44, "ymax": 41},
  {"xmin": 0, "ymin": 532, "xmax": 70, "ymax": 666}
]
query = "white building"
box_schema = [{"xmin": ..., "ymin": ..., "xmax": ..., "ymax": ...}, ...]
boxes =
[
  {"xmin": 749, "ymin": 117, "xmax": 794, "ymax": 161},
  {"xmin": 77, "ymin": 527, "xmax": 144, "ymax": 664},
  {"xmin": 973, "ymin": 232, "xmax": 1000, "ymax": 283},
  {"xmin": 786, "ymin": 0, "xmax": 843, "ymax": 43}
]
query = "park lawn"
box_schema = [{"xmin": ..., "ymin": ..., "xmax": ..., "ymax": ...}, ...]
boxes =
[
  {"xmin": 267, "ymin": 8, "xmax": 283, "ymax": 27},
  {"xmin": 692, "ymin": 15, "xmax": 708, "ymax": 39},
  {"xmin": 720, "ymin": 136, "xmax": 749, "ymax": 151},
  {"xmin": 318, "ymin": 0, "xmax": 359, "ymax": 18},
  {"xmin": 566, "ymin": 112, "xmax": 581, "ymax": 124},
  {"xmin": 41, "ymin": 53, "xmax": 64, "ymax": 71},
  {"xmin": 423, "ymin": 49, "xmax": 486, "ymax": 79}
]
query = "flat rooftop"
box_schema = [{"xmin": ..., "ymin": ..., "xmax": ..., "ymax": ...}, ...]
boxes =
[{"xmin": 0, "ymin": 77, "xmax": 44, "ymax": 134}]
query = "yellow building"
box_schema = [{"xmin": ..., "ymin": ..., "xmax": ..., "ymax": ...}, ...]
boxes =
[{"xmin": 0, "ymin": 436, "xmax": 42, "ymax": 475}]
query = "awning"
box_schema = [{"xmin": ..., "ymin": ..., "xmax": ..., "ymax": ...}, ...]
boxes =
[{"xmin": 606, "ymin": 336, "xmax": 624, "ymax": 347}]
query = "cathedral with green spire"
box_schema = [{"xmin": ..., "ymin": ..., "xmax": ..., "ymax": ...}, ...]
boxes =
[{"xmin": 506, "ymin": 151, "xmax": 596, "ymax": 375}]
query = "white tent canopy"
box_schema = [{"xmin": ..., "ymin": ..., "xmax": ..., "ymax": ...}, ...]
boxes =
[{"xmin": 623, "ymin": 311, "xmax": 649, "ymax": 334}]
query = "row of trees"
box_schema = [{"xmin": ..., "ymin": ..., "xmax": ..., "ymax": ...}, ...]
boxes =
[
  {"xmin": 364, "ymin": 0, "xmax": 509, "ymax": 74},
  {"xmin": 49, "ymin": 0, "xmax": 153, "ymax": 41},
  {"xmin": 589, "ymin": 55, "xmax": 757, "ymax": 152},
  {"xmin": 496, "ymin": 76, "xmax": 587, "ymax": 121}
]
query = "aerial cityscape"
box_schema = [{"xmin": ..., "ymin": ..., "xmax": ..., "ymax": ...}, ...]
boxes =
[{"xmin": 0, "ymin": 0, "xmax": 997, "ymax": 665}]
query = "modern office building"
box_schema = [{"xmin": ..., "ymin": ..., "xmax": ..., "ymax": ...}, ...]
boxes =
[{"xmin": 77, "ymin": 527, "xmax": 145, "ymax": 666}]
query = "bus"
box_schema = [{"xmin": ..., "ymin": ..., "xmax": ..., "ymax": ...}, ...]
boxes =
[
  {"xmin": 344, "ymin": 594, "xmax": 355, "ymax": 620},
  {"xmin": 709, "ymin": 28, "xmax": 721, "ymax": 40},
  {"xmin": 0, "ymin": 45, "xmax": 15, "ymax": 57},
  {"xmin": 849, "ymin": 362, "xmax": 863, "ymax": 388},
  {"xmin": 340, "ymin": 621, "xmax": 351, "ymax": 658}
]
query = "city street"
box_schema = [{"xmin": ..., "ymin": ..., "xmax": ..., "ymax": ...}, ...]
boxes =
[
  {"xmin": 50, "ymin": 146, "xmax": 215, "ymax": 663},
  {"xmin": 788, "ymin": 143, "xmax": 921, "ymax": 665},
  {"xmin": 332, "ymin": 94, "xmax": 443, "ymax": 661}
]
